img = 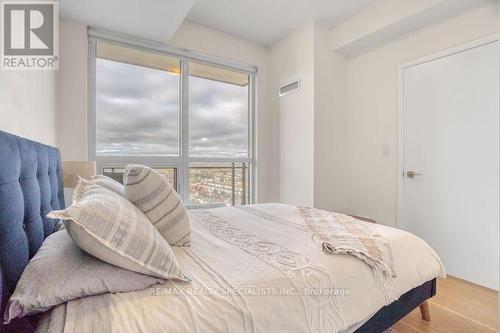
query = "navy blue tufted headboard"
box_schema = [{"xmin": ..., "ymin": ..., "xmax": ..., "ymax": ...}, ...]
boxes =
[{"xmin": 0, "ymin": 131, "xmax": 64, "ymax": 330}]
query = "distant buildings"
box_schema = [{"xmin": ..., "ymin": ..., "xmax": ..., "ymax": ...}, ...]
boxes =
[{"xmin": 103, "ymin": 166, "xmax": 246, "ymax": 206}]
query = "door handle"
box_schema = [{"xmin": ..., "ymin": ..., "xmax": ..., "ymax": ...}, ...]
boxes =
[{"xmin": 407, "ymin": 171, "xmax": 422, "ymax": 178}]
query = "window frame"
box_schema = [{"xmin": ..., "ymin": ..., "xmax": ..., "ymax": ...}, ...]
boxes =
[{"xmin": 87, "ymin": 29, "xmax": 257, "ymax": 206}]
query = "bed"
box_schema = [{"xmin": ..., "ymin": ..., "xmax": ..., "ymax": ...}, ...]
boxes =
[{"xmin": 0, "ymin": 130, "xmax": 444, "ymax": 333}]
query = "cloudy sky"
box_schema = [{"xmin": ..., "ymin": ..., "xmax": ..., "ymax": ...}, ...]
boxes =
[{"xmin": 96, "ymin": 58, "xmax": 248, "ymax": 158}]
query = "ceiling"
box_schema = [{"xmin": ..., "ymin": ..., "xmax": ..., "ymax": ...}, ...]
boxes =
[
  {"xmin": 60, "ymin": 0, "xmax": 196, "ymax": 42},
  {"xmin": 60, "ymin": 0, "xmax": 375, "ymax": 46},
  {"xmin": 186, "ymin": 0, "xmax": 376, "ymax": 46}
]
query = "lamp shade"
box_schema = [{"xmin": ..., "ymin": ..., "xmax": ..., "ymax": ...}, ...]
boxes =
[{"xmin": 62, "ymin": 161, "xmax": 96, "ymax": 187}]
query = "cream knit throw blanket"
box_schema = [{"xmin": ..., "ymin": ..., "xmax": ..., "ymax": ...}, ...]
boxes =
[{"xmin": 298, "ymin": 207, "xmax": 397, "ymax": 279}]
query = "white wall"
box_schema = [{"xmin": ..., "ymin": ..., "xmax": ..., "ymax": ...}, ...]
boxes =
[
  {"xmin": 57, "ymin": 20, "xmax": 280, "ymax": 203},
  {"xmin": 269, "ymin": 22, "xmax": 349, "ymax": 210},
  {"xmin": 57, "ymin": 20, "xmax": 88, "ymax": 161},
  {"xmin": 333, "ymin": 3, "xmax": 498, "ymax": 226},
  {"xmin": 313, "ymin": 22, "xmax": 348, "ymax": 212},
  {"xmin": 271, "ymin": 23, "xmax": 315, "ymax": 206},
  {"xmin": 0, "ymin": 71, "xmax": 57, "ymax": 146}
]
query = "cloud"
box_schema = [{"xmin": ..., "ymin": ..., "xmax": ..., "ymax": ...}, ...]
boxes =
[{"xmin": 95, "ymin": 59, "xmax": 249, "ymax": 158}]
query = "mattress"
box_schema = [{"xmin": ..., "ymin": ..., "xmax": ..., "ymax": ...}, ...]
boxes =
[{"xmin": 37, "ymin": 204, "xmax": 445, "ymax": 333}]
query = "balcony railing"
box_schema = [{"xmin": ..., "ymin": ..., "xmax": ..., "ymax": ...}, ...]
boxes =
[
  {"xmin": 101, "ymin": 162, "xmax": 247, "ymax": 206},
  {"xmin": 189, "ymin": 162, "xmax": 248, "ymax": 206}
]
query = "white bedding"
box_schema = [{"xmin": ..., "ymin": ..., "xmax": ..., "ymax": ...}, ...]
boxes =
[{"xmin": 38, "ymin": 204, "xmax": 445, "ymax": 333}]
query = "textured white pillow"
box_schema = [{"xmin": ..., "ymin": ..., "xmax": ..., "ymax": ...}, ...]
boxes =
[
  {"xmin": 90, "ymin": 175, "xmax": 124, "ymax": 196},
  {"xmin": 4, "ymin": 230, "xmax": 164, "ymax": 324},
  {"xmin": 48, "ymin": 179, "xmax": 189, "ymax": 281},
  {"xmin": 124, "ymin": 165, "xmax": 191, "ymax": 246}
]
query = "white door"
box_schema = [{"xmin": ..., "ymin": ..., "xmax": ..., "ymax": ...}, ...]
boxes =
[{"xmin": 400, "ymin": 39, "xmax": 499, "ymax": 290}]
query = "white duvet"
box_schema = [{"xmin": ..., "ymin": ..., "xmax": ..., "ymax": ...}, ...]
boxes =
[{"xmin": 38, "ymin": 204, "xmax": 445, "ymax": 333}]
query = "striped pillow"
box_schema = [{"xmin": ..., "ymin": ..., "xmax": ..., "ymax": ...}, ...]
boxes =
[
  {"xmin": 48, "ymin": 179, "xmax": 189, "ymax": 281},
  {"xmin": 90, "ymin": 175, "xmax": 124, "ymax": 196},
  {"xmin": 123, "ymin": 165, "xmax": 191, "ymax": 246}
]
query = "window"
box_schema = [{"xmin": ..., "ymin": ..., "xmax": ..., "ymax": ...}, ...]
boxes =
[
  {"xmin": 95, "ymin": 43, "xmax": 180, "ymax": 156},
  {"xmin": 89, "ymin": 36, "xmax": 255, "ymax": 207},
  {"xmin": 102, "ymin": 167, "xmax": 177, "ymax": 189},
  {"xmin": 189, "ymin": 62, "xmax": 249, "ymax": 158}
]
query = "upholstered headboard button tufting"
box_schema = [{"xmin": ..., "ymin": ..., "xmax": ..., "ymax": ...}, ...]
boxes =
[{"xmin": 0, "ymin": 131, "xmax": 65, "ymax": 329}]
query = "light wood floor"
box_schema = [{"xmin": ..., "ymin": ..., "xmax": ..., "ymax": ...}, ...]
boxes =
[{"xmin": 393, "ymin": 276, "xmax": 498, "ymax": 333}]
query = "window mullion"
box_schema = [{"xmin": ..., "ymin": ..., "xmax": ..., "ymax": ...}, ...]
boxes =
[
  {"xmin": 179, "ymin": 60, "xmax": 190, "ymax": 203},
  {"xmin": 249, "ymin": 74, "xmax": 257, "ymax": 204},
  {"xmin": 88, "ymin": 39, "xmax": 97, "ymax": 162}
]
